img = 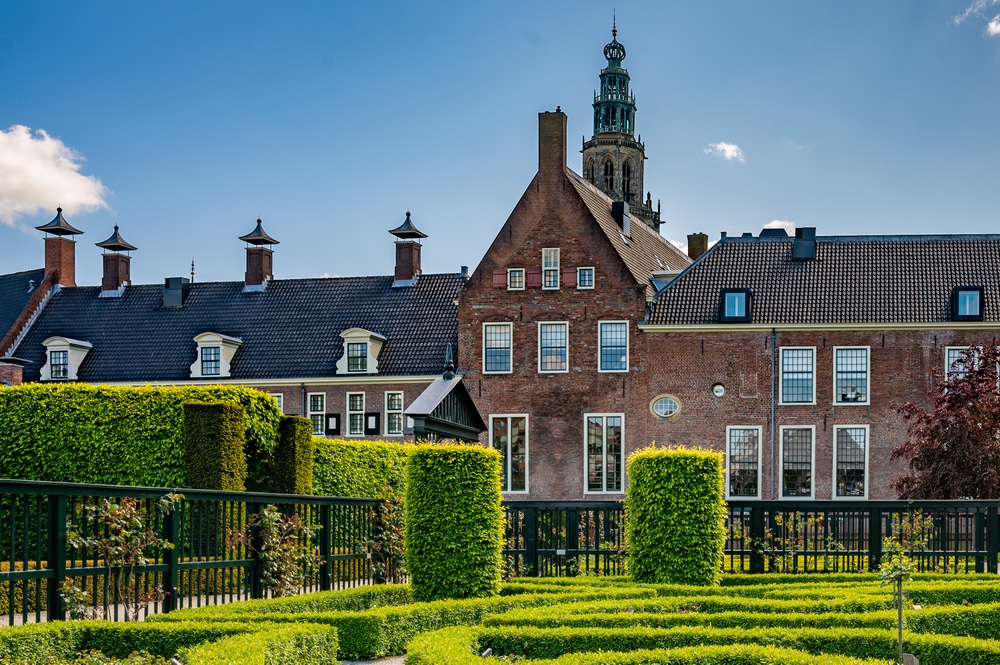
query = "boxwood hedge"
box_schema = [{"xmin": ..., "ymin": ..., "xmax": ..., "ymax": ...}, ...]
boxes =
[{"xmin": 312, "ymin": 438, "xmax": 411, "ymax": 497}]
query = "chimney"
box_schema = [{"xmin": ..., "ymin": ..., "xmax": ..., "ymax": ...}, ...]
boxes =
[
  {"xmin": 612, "ymin": 201, "xmax": 631, "ymax": 237},
  {"xmin": 0, "ymin": 357, "xmax": 28, "ymax": 387},
  {"xmin": 792, "ymin": 227, "xmax": 817, "ymax": 260},
  {"xmin": 95, "ymin": 225, "xmax": 137, "ymax": 295},
  {"xmin": 238, "ymin": 219, "xmax": 279, "ymax": 290},
  {"xmin": 687, "ymin": 232, "xmax": 709, "ymax": 260},
  {"xmin": 389, "ymin": 212, "xmax": 428, "ymax": 284},
  {"xmin": 538, "ymin": 108, "xmax": 568, "ymax": 178},
  {"xmin": 162, "ymin": 277, "xmax": 190, "ymax": 308},
  {"xmin": 35, "ymin": 208, "xmax": 83, "ymax": 287}
]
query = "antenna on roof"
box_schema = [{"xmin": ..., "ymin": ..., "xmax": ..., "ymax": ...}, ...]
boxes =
[{"xmin": 191, "ymin": 257, "xmax": 195, "ymax": 283}]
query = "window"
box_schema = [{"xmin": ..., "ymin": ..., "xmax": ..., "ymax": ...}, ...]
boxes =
[
  {"xmin": 308, "ymin": 393, "xmax": 325, "ymax": 436},
  {"xmin": 507, "ymin": 268, "xmax": 525, "ymax": 291},
  {"xmin": 347, "ymin": 343, "xmax": 368, "ymax": 372},
  {"xmin": 491, "ymin": 415, "xmax": 527, "ymax": 493},
  {"xmin": 650, "ymin": 395, "xmax": 680, "ymax": 418},
  {"xmin": 952, "ymin": 286, "xmax": 984, "ymax": 321},
  {"xmin": 201, "ymin": 347, "xmax": 221, "ymax": 376},
  {"xmin": 538, "ymin": 322, "xmax": 568, "ymax": 372},
  {"xmin": 483, "ymin": 323, "xmax": 512, "ymax": 374},
  {"xmin": 780, "ymin": 347, "xmax": 815, "ymax": 404},
  {"xmin": 347, "ymin": 392, "xmax": 365, "ymax": 436},
  {"xmin": 50, "ymin": 351, "xmax": 69, "ymax": 379},
  {"xmin": 586, "ymin": 414, "xmax": 623, "ymax": 493},
  {"xmin": 834, "ymin": 347, "xmax": 869, "ymax": 404},
  {"xmin": 577, "ymin": 267, "xmax": 595, "ymax": 289},
  {"xmin": 622, "ymin": 161, "xmax": 633, "ymax": 200},
  {"xmin": 542, "ymin": 248, "xmax": 560, "ymax": 289},
  {"xmin": 834, "ymin": 425, "xmax": 868, "ymax": 498},
  {"xmin": 385, "ymin": 392, "xmax": 404, "ymax": 436},
  {"xmin": 727, "ymin": 426, "xmax": 761, "ymax": 498},
  {"xmin": 269, "ymin": 393, "xmax": 284, "ymax": 413},
  {"xmin": 780, "ymin": 427, "xmax": 814, "ymax": 498},
  {"xmin": 719, "ymin": 289, "xmax": 751, "ymax": 323},
  {"xmin": 598, "ymin": 321, "xmax": 628, "ymax": 372},
  {"xmin": 946, "ymin": 346, "xmax": 973, "ymax": 380},
  {"xmin": 603, "ymin": 160, "xmax": 614, "ymax": 190}
]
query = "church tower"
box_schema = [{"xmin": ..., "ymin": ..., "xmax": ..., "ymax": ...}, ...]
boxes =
[{"xmin": 582, "ymin": 21, "xmax": 662, "ymax": 231}]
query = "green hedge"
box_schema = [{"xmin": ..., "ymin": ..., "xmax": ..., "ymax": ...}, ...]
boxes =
[
  {"xmin": 271, "ymin": 416, "xmax": 314, "ymax": 495},
  {"xmin": 312, "ymin": 438, "xmax": 410, "ymax": 497},
  {"xmin": 626, "ymin": 446, "xmax": 727, "ymax": 585},
  {"xmin": 183, "ymin": 402, "xmax": 247, "ymax": 491},
  {"xmin": 178, "ymin": 623, "xmax": 338, "ymax": 665},
  {"xmin": 406, "ymin": 443, "xmax": 504, "ymax": 602},
  {"xmin": 0, "ymin": 384, "xmax": 281, "ymax": 488}
]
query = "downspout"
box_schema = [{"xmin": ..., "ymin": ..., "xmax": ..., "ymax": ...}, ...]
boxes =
[
  {"xmin": 770, "ymin": 328, "xmax": 777, "ymax": 500},
  {"xmin": 300, "ymin": 382, "xmax": 307, "ymax": 417}
]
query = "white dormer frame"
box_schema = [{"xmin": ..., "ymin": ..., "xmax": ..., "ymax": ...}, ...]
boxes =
[
  {"xmin": 336, "ymin": 328, "xmax": 387, "ymax": 375},
  {"xmin": 41, "ymin": 336, "xmax": 93, "ymax": 381},
  {"xmin": 190, "ymin": 332, "xmax": 243, "ymax": 379}
]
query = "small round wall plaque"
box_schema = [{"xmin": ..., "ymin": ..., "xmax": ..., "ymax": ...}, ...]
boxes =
[{"xmin": 712, "ymin": 384, "xmax": 726, "ymax": 398}]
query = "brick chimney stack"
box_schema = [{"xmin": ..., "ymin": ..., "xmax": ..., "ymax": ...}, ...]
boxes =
[
  {"xmin": 687, "ymin": 233, "xmax": 709, "ymax": 260},
  {"xmin": 389, "ymin": 212, "xmax": 427, "ymax": 284},
  {"xmin": 95, "ymin": 225, "xmax": 138, "ymax": 294},
  {"xmin": 36, "ymin": 208, "xmax": 83, "ymax": 287},
  {"xmin": 538, "ymin": 108, "xmax": 568, "ymax": 178},
  {"xmin": 238, "ymin": 219, "xmax": 279, "ymax": 290},
  {"xmin": 0, "ymin": 357, "xmax": 27, "ymax": 386}
]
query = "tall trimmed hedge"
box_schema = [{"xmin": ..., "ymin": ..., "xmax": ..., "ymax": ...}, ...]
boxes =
[
  {"xmin": 313, "ymin": 439, "xmax": 410, "ymax": 497},
  {"xmin": 271, "ymin": 416, "xmax": 315, "ymax": 495},
  {"xmin": 405, "ymin": 443, "xmax": 504, "ymax": 601},
  {"xmin": 183, "ymin": 402, "xmax": 248, "ymax": 491},
  {"xmin": 626, "ymin": 445, "xmax": 727, "ymax": 586},
  {"xmin": 0, "ymin": 384, "xmax": 281, "ymax": 488}
]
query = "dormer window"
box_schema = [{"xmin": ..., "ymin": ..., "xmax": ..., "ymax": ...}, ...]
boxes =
[
  {"xmin": 720, "ymin": 289, "xmax": 752, "ymax": 323},
  {"xmin": 41, "ymin": 337, "xmax": 92, "ymax": 381},
  {"xmin": 337, "ymin": 328, "xmax": 386, "ymax": 375},
  {"xmin": 952, "ymin": 286, "xmax": 984, "ymax": 321},
  {"xmin": 542, "ymin": 248, "xmax": 560, "ymax": 289},
  {"xmin": 190, "ymin": 333, "xmax": 242, "ymax": 379}
]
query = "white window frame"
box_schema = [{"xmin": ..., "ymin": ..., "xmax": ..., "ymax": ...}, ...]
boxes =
[
  {"xmin": 269, "ymin": 393, "xmax": 285, "ymax": 413},
  {"xmin": 507, "ymin": 268, "xmax": 525, "ymax": 291},
  {"xmin": 336, "ymin": 328, "xmax": 386, "ymax": 375},
  {"xmin": 833, "ymin": 346, "xmax": 870, "ymax": 406},
  {"xmin": 725, "ymin": 426, "xmax": 763, "ymax": 500},
  {"xmin": 779, "ymin": 425, "xmax": 815, "ymax": 500},
  {"xmin": 584, "ymin": 413, "xmax": 625, "ymax": 494},
  {"xmin": 538, "ymin": 321, "xmax": 569, "ymax": 373},
  {"xmin": 307, "ymin": 392, "xmax": 326, "ymax": 436},
  {"xmin": 347, "ymin": 392, "xmax": 365, "ymax": 437},
  {"xmin": 384, "ymin": 391, "xmax": 404, "ymax": 437},
  {"xmin": 542, "ymin": 248, "xmax": 560, "ymax": 290},
  {"xmin": 779, "ymin": 347, "xmax": 816, "ymax": 405},
  {"xmin": 945, "ymin": 345, "xmax": 972, "ymax": 380},
  {"xmin": 577, "ymin": 267, "xmax": 595, "ymax": 290},
  {"xmin": 482, "ymin": 322, "xmax": 513, "ymax": 374},
  {"xmin": 41, "ymin": 336, "xmax": 92, "ymax": 381},
  {"xmin": 598, "ymin": 320, "xmax": 629, "ymax": 373},
  {"xmin": 833, "ymin": 424, "xmax": 869, "ymax": 500},
  {"xmin": 200, "ymin": 346, "xmax": 221, "ymax": 376},
  {"xmin": 490, "ymin": 414, "xmax": 529, "ymax": 494}
]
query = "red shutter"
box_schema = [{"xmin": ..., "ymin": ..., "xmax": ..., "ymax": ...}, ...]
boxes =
[
  {"xmin": 561, "ymin": 267, "xmax": 576, "ymax": 288},
  {"xmin": 492, "ymin": 270, "xmax": 506, "ymax": 288},
  {"xmin": 526, "ymin": 269, "xmax": 542, "ymax": 288}
]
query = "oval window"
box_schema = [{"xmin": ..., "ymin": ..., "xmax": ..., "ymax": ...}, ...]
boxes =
[{"xmin": 650, "ymin": 395, "xmax": 680, "ymax": 418}]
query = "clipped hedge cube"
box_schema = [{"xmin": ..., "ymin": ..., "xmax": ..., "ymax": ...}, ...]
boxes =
[
  {"xmin": 271, "ymin": 415, "xmax": 315, "ymax": 495},
  {"xmin": 183, "ymin": 401, "xmax": 248, "ymax": 491}
]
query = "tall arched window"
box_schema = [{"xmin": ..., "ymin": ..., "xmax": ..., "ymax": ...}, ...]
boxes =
[
  {"xmin": 603, "ymin": 160, "xmax": 615, "ymax": 191},
  {"xmin": 585, "ymin": 158, "xmax": 595, "ymax": 184},
  {"xmin": 623, "ymin": 161, "xmax": 633, "ymax": 201}
]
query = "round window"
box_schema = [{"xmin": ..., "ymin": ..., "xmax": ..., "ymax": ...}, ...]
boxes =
[{"xmin": 650, "ymin": 395, "xmax": 680, "ymax": 418}]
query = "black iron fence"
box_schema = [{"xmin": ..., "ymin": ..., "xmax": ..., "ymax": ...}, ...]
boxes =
[
  {"xmin": 0, "ymin": 479, "xmax": 378, "ymax": 625},
  {"xmin": 503, "ymin": 502, "xmax": 625, "ymax": 577}
]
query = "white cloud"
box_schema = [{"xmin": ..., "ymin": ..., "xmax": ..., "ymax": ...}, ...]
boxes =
[
  {"xmin": 763, "ymin": 219, "xmax": 796, "ymax": 235},
  {"xmin": 704, "ymin": 142, "xmax": 745, "ymax": 163},
  {"xmin": 0, "ymin": 125, "xmax": 109, "ymax": 227},
  {"xmin": 954, "ymin": 1, "xmax": 1000, "ymax": 36},
  {"xmin": 989, "ymin": 15, "xmax": 1000, "ymax": 35}
]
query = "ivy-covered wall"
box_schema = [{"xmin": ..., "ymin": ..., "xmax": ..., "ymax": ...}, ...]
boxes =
[{"xmin": 312, "ymin": 438, "xmax": 411, "ymax": 498}]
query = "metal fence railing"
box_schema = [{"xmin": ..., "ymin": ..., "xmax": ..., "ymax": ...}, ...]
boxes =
[{"xmin": 503, "ymin": 502, "xmax": 625, "ymax": 577}]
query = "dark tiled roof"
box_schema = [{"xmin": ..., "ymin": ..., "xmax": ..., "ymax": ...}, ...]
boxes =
[
  {"xmin": 567, "ymin": 171, "xmax": 691, "ymax": 297},
  {"xmin": 15, "ymin": 274, "xmax": 464, "ymax": 382},
  {"xmin": 649, "ymin": 234, "xmax": 1000, "ymax": 325},
  {"xmin": 0, "ymin": 268, "xmax": 46, "ymax": 343}
]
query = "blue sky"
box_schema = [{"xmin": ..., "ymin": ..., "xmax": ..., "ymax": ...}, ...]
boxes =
[{"xmin": 2, "ymin": 1, "xmax": 999, "ymax": 287}]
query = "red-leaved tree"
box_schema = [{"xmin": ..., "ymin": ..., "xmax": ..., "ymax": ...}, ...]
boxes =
[{"xmin": 892, "ymin": 345, "xmax": 1000, "ymax": 499}]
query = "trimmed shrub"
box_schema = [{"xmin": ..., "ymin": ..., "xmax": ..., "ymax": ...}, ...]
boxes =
[
  {"xmin": 0, "ymin": 384, "xmax": 280, "ymax": 488},
  {"xmin": 270, "ymin": 416, "xmax": 314, "ymax": 495},
  {"xmin": 183, "ymin": 402, "xmax": 247, "ymax": 491},
  {"xmin": 405, "ymin": 443, "xmax": 504, "ymax": 602},
  {"xmin": 312, "ymin": 438, "xmax": 410, "ymax": 497},
  {"xmin": 626, "ymin": 445, "xmax": 727, "ymax": 585}
]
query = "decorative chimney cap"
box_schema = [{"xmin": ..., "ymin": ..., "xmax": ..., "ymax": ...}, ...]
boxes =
[
  {"xmin": 35, "ymin": 207, "xmax": 83, "ymax": 236},
  {"xmin": 239, "ymin": 218, "xmax": 280, "ymax": 246},
  {"xmin": 0, "ymin": 356, "xmax": 31, "ymax": 367},
  {"xmin": 95, "ymin": 225, "xmax": 138, "ymax": 252},
  {"xmin": 388, "ymin": 211, "xmax": 428, "ymax": 240}
]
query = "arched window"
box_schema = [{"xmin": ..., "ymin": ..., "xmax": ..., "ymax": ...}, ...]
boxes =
[
  {"xmin": 603, "ymin": 160, "xmax": 615, "ymax": 191},
  {"xmin": 585, "ymin": 158, "xmax": 595, "ymax": 183},
  {"xmin": 623, "ymin": 161, "xmax": 633, "ymax": 201}
]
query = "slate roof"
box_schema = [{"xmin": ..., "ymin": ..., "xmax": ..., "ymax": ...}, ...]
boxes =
[
  {"xmin": 649, "ymin": 234, "xmax": 1000, "ymax": 326},
  {"xmin": 0, "ymin": 268, "xmax": 46, "ymax": 345},
  {"xmin": 15, "ymin": 273, "xmax": 464, "ymax": 383},
  {"xmin": 566, "ymin": 170, "xmax": 691, "ymax": 297}
]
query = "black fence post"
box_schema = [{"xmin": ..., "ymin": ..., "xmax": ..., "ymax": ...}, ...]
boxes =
[
  {"xmin": 868, "ymin": 508, "xmax": 883, "ymax": 572},
  {"xmin": 750, "ymin": 505, "xmax": 764, "ymax": 574},
  {"xmin": 162, "ymin": 506, "xmax": 180, "ymax": 613},
  {"xmin": 46, "ymin": 495, "xmax": 67, "ymax": 621},
  {"xmin": 248, "ymin": 501, "xmax": 264, "ymax": 599},
  {"xmin": 988, "ymin": 506, "xmax": 999, "ymax": 575},
  {"xmin": 319, "ymin": 504, "xmax": 332, "ymax": 591},
  {"xmin": 975, "ymin": 509, "xmax": 987, "ymax": 574},
  {"xmin": 525, "ymin": 507, "xmax": 538, "ymax": 577}
]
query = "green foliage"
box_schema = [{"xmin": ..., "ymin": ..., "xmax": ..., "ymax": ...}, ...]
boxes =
[
  {"xmin": 270, "ymin": 416, "xmax": 314, "ymax": 495},
  {"xmin": 358, "ymin": 484, "xmax": 407, "ymax": 584},
  {"xmin": 0, "ymin": 384, "xmax": 280, "ymax": 488},
  {"xmin": 183, "ymin": 402, "xmax": 247, "ymax": 491},
  {"xmin": 312, "ymin": 438, "xmax": 410, "ymax": 497},
  {"xmin": 226, "ymin": 504, "xmax": 322, "ymax": 598},
  {"xmin": 27, "ymin": 650, "xmax": 170, "ymax": 665},
  {"xmin": 626, "ymin": 445, "xmax": 727, "ymax": 585},
  {"xmin": 405, "ymin": 443, "xmax": 504, "ymax": 602},
  {"xmin": 177, "ymin": 624, "xmax": 339, "ymax": 665}
]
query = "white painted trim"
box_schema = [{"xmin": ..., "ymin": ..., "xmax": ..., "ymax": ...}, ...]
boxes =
[
  {"xmin": 307, "ymin": 392, "xmax": 326, "ymax": 436},
  {"xmin": 384, "ymin": 390, "xmax": 404, "ymax": 437},
  {"xmin": 597, "ymin": 320, "xmax": 629, "ymax": 373},
  {"xmin": 541, "ymin": 248, "xmax": 560, "ymax": 290},
  {"xmin": 538, "ymin": 321, "xmax": 570, "ymax": 374},
  {"xmin": 576, "ymin": 267, "xmax": 595, "ymax": 290},
  {"xmin": 89, "ymin": 375, "xmax": 437, "ymax": 387},
  {"xmin": 832, "ymin": 346, "xmax": 871, "ymax": 406},
  {"xmin": 778, "ymin": 346, "xmax": 816, "ymax": 405},
  {"xmin": 778, "ymin": 425, "xmax": 816, "ymax": 500},
  {"xmin": 268, "ymin": 393, "xmax": 284, "ymax": 413},
  {"xmin": 482, "ymin": 322, "xmax": 514, "ymax": 375},
  {"xmin": 40, "ymin": 336, "xmax": 92, "ymax": 381},
  {"xmin": 337, "ymin": 328, "xmax": 387, "ymax": 375},
  {"xmin": 724, "ymin": 425, "xmax": 763, "ymax": 500},
  {"xmin": 832, "ymin": 424, "xmax": 869, "ymax": 500},
  {"xmin": 639, "ymin": 321, "xmax": 1000, "ymax": 333},
  {"xmin": 490, "ymin": 414, "xmax": 529, "ymax": 494},
  {"xmin": 582, "ymin": 413, "xmax": 626, "ymax": 495},
  {"xmin": 506, "ymin": 268, "xmax": 525, "ymax": 291},
  {"xmin": 346, "ymin": 391, "xmax": 365, "ymax": 437},
  {"xmin": 190, "ymin": 332, "xmax": 243, "ymax": 379}
]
